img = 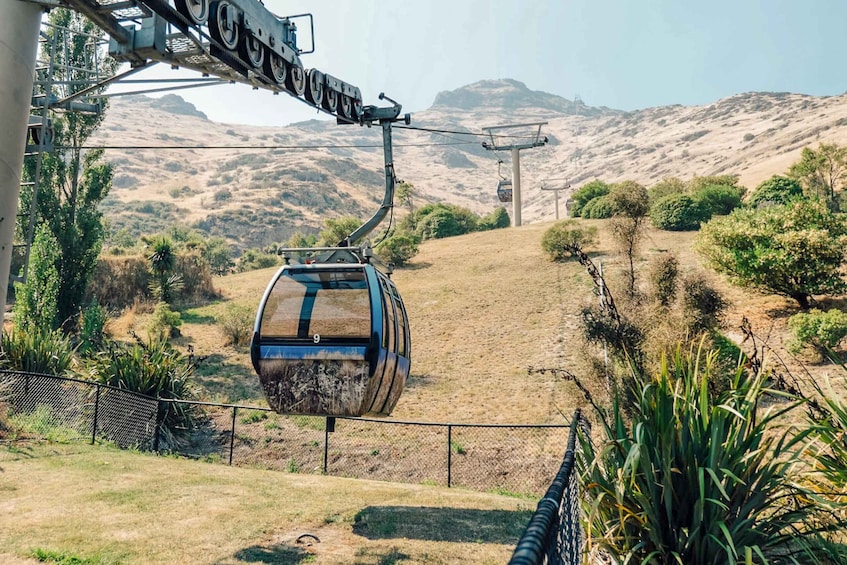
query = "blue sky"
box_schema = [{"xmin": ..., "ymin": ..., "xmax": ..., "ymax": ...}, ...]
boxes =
[{"xmin": 123, "ymin": 0, "xmax": 847, "ymax": 126}]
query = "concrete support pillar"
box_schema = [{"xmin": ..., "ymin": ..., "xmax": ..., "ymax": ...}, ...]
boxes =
[
  {"xmin": 0, "ymin": 1, "xmax": 43, "ymax": 324},
  {"xmin": 511, "ymin": 147, "xmax": 521, "ymax": 227}
]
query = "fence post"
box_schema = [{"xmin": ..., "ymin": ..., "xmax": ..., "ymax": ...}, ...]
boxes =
[
  {"xmin": 153, "ymin": 399, "xmax": 163, "ymax": 453},
  {"xmin": 91, "ymin": 383, "xmax": 101, "ymax": 445},
  {"xmin": 447, "ymin": 424, "xmax": 452, "ymax": 488},
  {"xmin": 229, "ymin": 406, "xmax": 237, "ymax": 465},
  {"xmin": 323, "ymin": 417, "xmax": 335, "ymax": 474}
]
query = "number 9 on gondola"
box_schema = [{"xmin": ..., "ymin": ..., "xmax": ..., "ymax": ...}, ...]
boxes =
[{"xmin": 251, "ymin": 262, "xmax": 411, "ymax": 417}]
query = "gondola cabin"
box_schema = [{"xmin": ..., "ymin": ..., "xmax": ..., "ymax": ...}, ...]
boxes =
[
  {"xmin": 497, "ymin": 179, "xmax": 513, "ymax": 203},
  {"xmin": 251, "ymin": 261, "xmax": 411, "ymax": 417}
]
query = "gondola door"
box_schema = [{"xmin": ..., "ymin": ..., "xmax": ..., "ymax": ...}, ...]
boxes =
[{"xmin": 368, "ymin": 275, "xmax": 399, "ymax": 414}]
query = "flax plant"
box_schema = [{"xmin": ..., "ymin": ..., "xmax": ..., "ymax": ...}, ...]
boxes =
[
  {"xmin": 578, "ymin": 345, "xmax": 847, "ymax": 564},
  {"xmin": 85, "ymin": 335, "xmax": 198, "ymax": 445}
]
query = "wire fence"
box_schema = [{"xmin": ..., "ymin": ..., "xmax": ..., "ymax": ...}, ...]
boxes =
[{"xmin": 0, "ymin": 370, "xmax": 574, "ymax": 497}]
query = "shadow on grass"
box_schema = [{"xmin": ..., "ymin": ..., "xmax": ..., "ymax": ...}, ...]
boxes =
[
  {"xmin": 399, "ymin": 261, "xmax": 432, "ymax": 271},
  {"xmin": 352, "ymin": 506, "xmax": 532, "ymax": 544},
  {"xmin": 180, "ymin": 311, "xmax": 217, "ymax": 325},
  {"xmin": 229, "ymin": 544, "xmax": 310, "ymax": 564}
]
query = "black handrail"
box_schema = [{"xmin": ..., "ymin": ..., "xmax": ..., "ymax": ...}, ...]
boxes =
[{"xmin": 509, "ymin": 408, "xmax": 584, "ymax": 565}]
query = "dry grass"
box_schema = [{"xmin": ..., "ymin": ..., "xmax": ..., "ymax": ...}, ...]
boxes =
[
  {"xmin": 113, "ymin": 218, "xmax": 842, "ymax": 421},
  {"xmin": 0, "ymin": 442, "xmax": 533, "ymax": 564}
]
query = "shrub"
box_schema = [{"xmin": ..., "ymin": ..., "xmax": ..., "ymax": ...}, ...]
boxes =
[
  {"xmin": 237, "ymin": 248, "xmax": 280, "ymax": 272},
  {"xmin": 648, "ymin": 253, "xmax": 679, "ymax": 307},
  {"xmin": 540, "ymin": 220, "xmax": 598, "ymax": 261},
  {"xmin": 692, "ymin": 183, "xmax": 744, "ymax": 216},
  {"xmin": 571, "ymin": 180, "xmax": 610, "ymax": 217},
  {"xmin": 696, "ymin": 199, "xmax": 847, "ymax": 309},
  {"xmin": 650, "ymin": 193, "xmax": 709, "ymax": 230},
  {"xmin": 748, "ymin": 175, "xmax": 804, "ymax": 208},
  {"xmin": 478, "ymin": 207, "xmax": 510, "ymax": 230},
  {"xmin": 88, "ymin": 256, "xmax": 152, "ymax": 309},
  {"xmin": 578, "ymin": 346, "xmax": 847, "ymax": 564},
  {"xmin": 149, "ymin": 302, "xmax": 182, "ymax": 338},
  {"xmin": 648, "ymin": 177, "xmax": 686, "ymax": 205},
  {"xmin": 680, "ymin": 275, "xmax": 727, "ymax": 334},
  {"xmin": 217, "ymin": 303, "xmax": 254, "ymax": 346},
  {"xmin": 788, "ymin": 308, "xmax": 847, "ymax": 356},
  {"xmin": 581, "ymin": 195, "xmax": 614, "ymax": 219},
  {"xmin": 0, "ymin": 328, "xmax": 75, "ymax": 375},
  {"xmin": 86, "ymin": 336, "xmax": 197, "ymax": 446},
  {"xmin": 375, "ymin": 233, "xmax": 419, "ymax": 266}
]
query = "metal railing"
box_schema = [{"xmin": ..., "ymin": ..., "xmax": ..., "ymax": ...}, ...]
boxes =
[
  {"xmin": 509, "ymin": 409, "xmax": 588, "ymax": 565},
  {"xmin": 0, "ymin": 370, "xmax": 573, "ymax": 496}
]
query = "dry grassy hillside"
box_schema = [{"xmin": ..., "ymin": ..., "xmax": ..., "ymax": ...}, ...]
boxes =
[
  {"xmin": 94, "ymin": 80, "xmax": 847, "ymax": 251},
  {"xmin": 157, "ymin": 219, "xmax": 831, "ymax": 425}
]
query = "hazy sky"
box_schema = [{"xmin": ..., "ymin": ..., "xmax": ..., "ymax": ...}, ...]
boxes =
[{"xmin": 117, "ymin": 0, "xmax": 847, "ymax": 126}]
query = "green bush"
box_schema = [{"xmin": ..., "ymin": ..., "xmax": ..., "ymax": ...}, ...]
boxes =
[
  {"xmin": 540, "ymin": 220, "xmax": 598, "ymax": 261},
  {"xmin": 571, "ymin": 180, "xmax": 610, "ymax": 217},
  {"xmin": 696, "ymin": 199, "xmax": 847, "ymax": 309},
  {"xmin": 578, "ymin": 346, "xmax": 847, "ymax": 563},
  {"xmin": 149, "ymin": 302, "xmax": 182, "ymax": 339},
  {"xmin": 647, "ymin": 177, "xmax": 686, "ymax": 205},
  {"xmin": 650, "ymin": 193, "xmax": 709, "ymax": 230},
  {"xmin": 236, "ymin": 248, "xmax": 280, "ymax": 272},
  {"xmin": 86, "ymin": 336, "xmax": 197, "ymax": 446},
  {"xmin": 217, "ymin": 303, "xmax": 254, "ymax": 346},
  {"xmin": 692, "ymin": 183, "xmax": 744, "ymax": 216},
  {"xmin": 0, "ymin": 328, "xmax": 75, "ymax": 375},
  {"xmin": 478, "ymin": 207, "xmax": 510, "ymax": 230},
  {"xmin": 788, "ymin": 308, "xmax": 847, "ymax": 356},
  {"xmin": 581, "ymin": 195, "xmax": 614, "ymax": 219},
  {"xmin": 413, "ymin": 204, "xmax": 479, "ymax": 240},
  {"xmin": 78, "ymin": 301, "xmax": 108, "ymax": 357},
  {"xmin": 375, "ymin": 233, "xmax": 419, "ymax": 266},
  {"xmin": 748, "ymin": 175, "xmax": 804, "ymax": 208}
]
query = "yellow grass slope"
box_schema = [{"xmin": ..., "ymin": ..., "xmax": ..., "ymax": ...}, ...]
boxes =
[
  {"xmin": 206, "ymin": 220, "xmax": 695, "ymax": 424},
  {"xmin": 0, "ymin": 443, "xmax": 533, "ymax": 564},
  {"xmin": 192, "ymin": 217, "xmax": 825, "ymax": 425}
]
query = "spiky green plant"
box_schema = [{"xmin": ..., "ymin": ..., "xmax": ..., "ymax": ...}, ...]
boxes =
[
  {"xmin": 0, "ymin": 328, "xmax": 75, "ymax": 375},
  {"xmin": 578, "ymin": 344, "xmax": 847, "ymax": 564},
  {"xmin": 85, "ymin": 335, "xmax": 197, "ymax": 445}
]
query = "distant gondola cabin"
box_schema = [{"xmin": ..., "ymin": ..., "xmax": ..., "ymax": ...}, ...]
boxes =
[{"xmin": 497, "ymin": 179, "xmax": 513, "ymax": 202}]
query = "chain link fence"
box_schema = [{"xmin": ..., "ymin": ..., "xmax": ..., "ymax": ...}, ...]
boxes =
[
  {"xmin": 1, "ymin": 371, "xmax": 573, "ymax": 497},
  {"xmin": 0, "ymin": 370, "xmax": 158, "ymax": 448}
]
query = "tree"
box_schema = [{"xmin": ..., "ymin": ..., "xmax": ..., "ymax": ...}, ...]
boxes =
[
  {"xmin": 375, "ymin": 233, "xmax": 419, "ymax": 266},
  {"xmin": 696, "ymin": 199, "xmax": 847, "ymax": 309},
  {"xmin": 608, "ymin": 181, "xmax": 649, "ymax": 297},
  {"xmin": 318, "ymin": 216, "xmax": 363, "ymax": 246},
  {"xmin": 147, "ymin": 235, "xmax": 182, "ymax": 303},
  {"xmin": 19, "ymin": 9, "xmax": 117, "ymax": 330},
  {"xmin": 13, "ymin": 224, "xmax": 60, "ymax": 335},
  {"xmin": 396, "ymin": 182, "xmax": 416, "ymax": 221},
  {"xmin": 201, "ymin": 237, "xmax": 234, "ymax": 275},
  {"xmin": 788, "ymin": 143, "xmax": 847, "ymax": 207},
  {"xmin": 748, "ymin": 175, "xmax": 804, "ymax": 208}
]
